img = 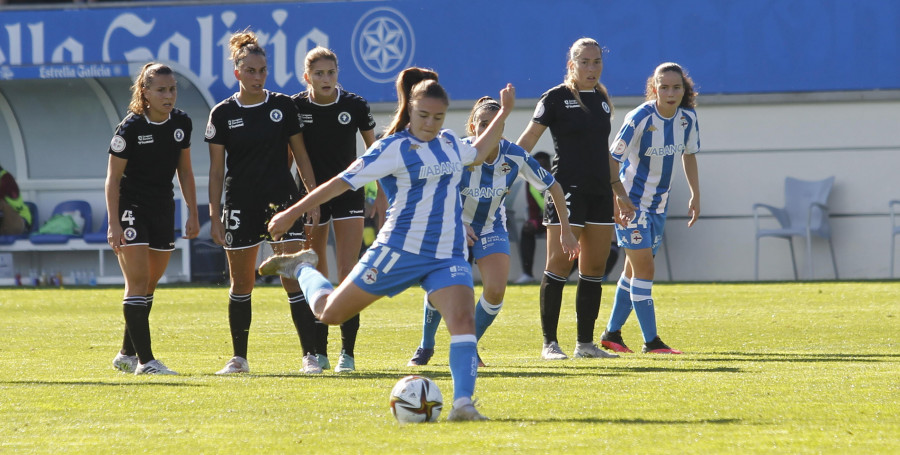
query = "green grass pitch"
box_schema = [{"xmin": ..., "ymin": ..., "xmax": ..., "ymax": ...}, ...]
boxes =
[{"xmin": 0, "ymin": 282, "xmax": 897, "ymax": 453}]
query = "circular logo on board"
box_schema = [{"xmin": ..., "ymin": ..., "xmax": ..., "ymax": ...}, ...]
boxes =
[
  {"xmin": 174, "ymin": 128, "xmax": 185, "ymax": 142},
  {"xmin": 338, "ymin": 111, "xmax": 351, "ymax": 125},
  {"xmin": 270, "ymin": 109, "xmax": 283, "ymax": 122},
  {"xmin": 351, "ymin": 7, "xmax": 415, "ymax": 83},
  {"xmin": 205, "ymin": 123, "xmax": 216, "ymax": 139},
  {"xmin": 110, "ymin": 135, "xmax": 126, "ymax": 153},
  {"xmin": 123, "ymin": 227, "xmax": 137, "ymax": 241}
]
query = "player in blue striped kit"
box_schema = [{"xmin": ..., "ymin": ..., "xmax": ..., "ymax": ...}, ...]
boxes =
[
  {"xmin": 407, "ymin": 96, "xmax": 579, "ymax": 367},
  {"xmin": 601, "ymin": 62, "xmax": 701, "ymax": 354},
  {"xmin": 258, "ymin": 68, "xmax": 517, "ymax": 421}
]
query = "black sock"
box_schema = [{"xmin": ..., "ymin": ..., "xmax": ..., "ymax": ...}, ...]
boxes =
[
  {"xmin": 287, "ymin": 291, "xmax": 318, "ymax": 355},
  {"xmin": 315, "ymin": 320, "xmax": 329, "ymax": 357},
  {"xmin": 520, "ymin": 230, "xmax": 536, "ymax": 277},
  {"xmin": 340, "ymin": 314, "xmax": 360, "ymax": 357},
  {"xmin": 575, "ymin": 275, "xmax": 603, "ymax": 343},
  {"xmin": 123, "ymin": 296, "xmax": 153, "ymax": 363},
  {"xmin": 228, "ymin": 293, "xmax": 252, "ymax": 359},
  {"xmin": 539, "ymin": 272, "xmax": 567, "ymax": 344},
  {"xmin": 121, "ymin": 295, "xmax": 153, "ymax": 356}
]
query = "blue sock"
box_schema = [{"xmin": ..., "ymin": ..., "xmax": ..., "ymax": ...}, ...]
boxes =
[
  {"xmin": 630, "ymin": 278, "xmax": 658, "ymax": 342},
  {"xmin": 448, "ymin": 334, "xmax": 478, "ymax": 401},
  {"xmin": 420, "ymin": 297, "xmax": 442, "ymax": 350},
  {"xmin": 474, "ymin": 295, "xmax": 502, "ymax": 341},
  {"xmin": 297, "ymin": 265, "xmax": 334, "ymax": 312},
  {"xmin": 606, "ymin": 275, "xmax": 633, "ymax": 332}
]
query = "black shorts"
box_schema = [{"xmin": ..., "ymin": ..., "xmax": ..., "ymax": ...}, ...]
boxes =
[
  {"xmin": 308, "ymin": 188, "xmax": 365, "ymax": 224},
  {"xmin": 544, "ymin": 187, "xmax": 614, "ymax": 227},
  {"xmin": 222, "ymin": 198, "xmax": 305, "ymax": 249},
  {"xmin": 118, "ymin": 198, "xmax": 176, "ymax": 251}
]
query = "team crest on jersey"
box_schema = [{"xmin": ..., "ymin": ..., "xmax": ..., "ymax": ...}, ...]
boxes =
[
  {"xmin": 602, "ymin": 101, "xmax": 611, "ymax": 113},
  {"xmin": 612, "ymin": 139, "xmax": 627, "ymax": 157},
  {"xmin": 533, "ymin": 101, "xmax": 545, "ymax": 119},
  {"xmin": 174, "ymin": 129, "xmax": 185, "ymax": 142},
  {"xmin": 270, "ymin": 109, "xmax": 283, "ymax": 122},
  {"xmin": 337, "ymin": 111, "xmax": 351, "ymax": 125},
  {"xmin": 225, "ymin": 232, "xmax": 233, "ymax": 246},
  {"xmin": 123, "ymin": 227, "xmax": 137, "ymax": 241},
  {"xmin": 137, "ymin": 135, "xmax": 154, "ymax": 145},
  {"xmin": 362, "ymin": 267, "xmax": 378, "ymax": 284},
  {"xmin": 110, "ymin": 135, "xmax": 126, "ymax": 153},
  {"xmin": 499, "ymin": 162, "xmax": 512, "ymax": 175},
  {"xmin": 630, "ymin": 229, "xmax": 643, "ymax": 244},
  {"xmin": 681, "ymin": 116, "xmax": 688, "ymax": 128},
  {"xmin": 205, "ymin": 123, "xmax": 216, "ymax": 139}
]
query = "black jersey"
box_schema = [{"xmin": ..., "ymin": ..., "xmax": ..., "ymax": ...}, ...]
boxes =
[
  {"xmin": 205, "ymin": 90, "xmax": 303, "ymax": 204},
  {"xmin": 108, "ymin": 109, "xmax": 192, "ymax": 206},
  {"xmin": 532, "ymin": 84, "xmax": 612, "ymax": 195},
  {"xmin": 293, "ymin": 88, "xmax": 376, "ymax": 181}
]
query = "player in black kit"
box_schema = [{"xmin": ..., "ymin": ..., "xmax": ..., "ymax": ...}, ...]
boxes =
[
  {"xmin": 107, "ymin": 62, "xmax": 200, "ymax": 375},
  {"xmin": 292, "ymin": 47, "xmax": 377, "ymax": 373},
  {"xmin": 206, "ymin": 31, "xmax": 321, "ymax": 375},
  {"xmin": 516, "ymin": 38, "xmax": 632, "ymax": 361}
]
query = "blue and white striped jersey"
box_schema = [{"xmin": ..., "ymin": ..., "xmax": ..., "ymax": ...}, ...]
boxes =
[
  {"xmin": 340, "ymin": 128, "xmax": 476, "ymax": 259},
  {"xmin": 460, "ymin": 138, "xmax": 555, "ymax": 236},
  {"xmin": 610, "ymin": 101, "xmax": 700, "ymax": 214}
]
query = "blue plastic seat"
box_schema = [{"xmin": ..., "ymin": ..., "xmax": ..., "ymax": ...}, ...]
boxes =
[
  {"xmin": 83, "ymin": 213, "xmax": 109, "ymax": 244},
  {"xmin": 891, "ymin": 200, "xmax": 900, "ymax": 278},
  {"xmin": 753, "ymin": 177, "xmax": 838, "ymax": 280},
  {"xmin": 30, "ymin": 200, "xmax": 93, "ymax": 245}
]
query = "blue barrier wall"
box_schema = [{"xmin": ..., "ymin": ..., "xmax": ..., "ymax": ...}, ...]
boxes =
[{"xmin": 0, "ymin": 0, "xmax": 897, "ymax": 102}]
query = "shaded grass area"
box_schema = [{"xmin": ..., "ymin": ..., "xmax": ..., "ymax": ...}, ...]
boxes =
[{"xmin": 0, "ymin": 282, "xmax": 897, "ymax": 454}]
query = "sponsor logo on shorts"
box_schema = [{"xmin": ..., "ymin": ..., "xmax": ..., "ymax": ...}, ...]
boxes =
[
  {"xmin": 205, "ymin": 123, "xmax": 216, "ymax": 138},
  {"xmin": 174, "ymin": 128, "xmax": 185, "ymax": 142},
  {"xmin": 110, "ymin": 135, "xmax": 126, "ymax": 153},
  {"xmin": 338, "ymin": 111, "xmax": 351, "ymax": 125},
  {"xmin": 124, "ymin": 227, "xmax": 137, "ymax": 241},
  {"xmin": 363, "ymin": 267, "xmax": 378, "ymax": 284},
  {"xmin": 137, "ymin": 135, "xmax": 154, "ymax": 145},
  {"xmin": 224, "ymin": 232, "xmax": 233, "ymax": 246},
  {"xmin": 449, "ymin": 265, "xmax": 469, "ymax": 279},
  {"xmin": 270, "ymin": 109, "xmax": 283, "ymax": 122}
]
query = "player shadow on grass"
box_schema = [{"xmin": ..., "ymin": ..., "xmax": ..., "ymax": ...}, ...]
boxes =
[
  {"xmin": 690, "ymin": 352, "xmax": 899, "ymax": 362},
  {"xmin": 492, "ymin": 417, "xmax": 743, "ymax": 425},
  {"xmin": 0, "ymin": 380, "xmax": 202, "ymax": 387}
]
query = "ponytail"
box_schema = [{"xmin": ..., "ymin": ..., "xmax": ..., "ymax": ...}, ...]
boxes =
[{"xmin": 385, "ymin": 67, "xmax": 439, "ymax": 136}]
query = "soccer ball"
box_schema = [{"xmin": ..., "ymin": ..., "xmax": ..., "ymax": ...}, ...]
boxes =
[{"xmin": 389, "ymin": 375, "xmax": 443, "ymax": 423}]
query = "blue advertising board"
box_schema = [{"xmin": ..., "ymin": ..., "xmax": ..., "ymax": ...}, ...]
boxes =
[{"xmin": 0, "ymin": 0, "xmax": 897, "ymax": 102}]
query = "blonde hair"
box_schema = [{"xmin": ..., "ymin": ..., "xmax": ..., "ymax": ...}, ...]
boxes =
[
  {"xmin": 564, "ymin": 38, "xmax": 613, "ymax": 115},
  {"xmin": 465, "ymin": 96, "xmax": 501, "ymax": 136},
  {"xmin": 128, "ymin": 62, "xmax": 174, "ymax": 115},
  {"xmin": 645, "ymin": 62, "xmax": 697, "ymax": 109},
  {"xmin": 385, "ymin": 67, "xmax": 444, "ymax": 136},
  {"xmin": 229, "ymin": 30, "xmax": 266, "ymax": 68}
]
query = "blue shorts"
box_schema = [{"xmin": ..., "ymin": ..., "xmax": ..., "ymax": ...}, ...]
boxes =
[
  {"xmin": 615, "ymin": 211, "xmax": 667, "ymax": 256},
  {"xmin": 471, "ymin": 231, "xmax": 510, "ymax": 261},
  {"xmin": 349, "ymin": 244, "xmax": 473, "ymax": 297}
]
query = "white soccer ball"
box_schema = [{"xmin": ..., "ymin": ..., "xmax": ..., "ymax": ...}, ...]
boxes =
[{"xmin": 389, "ymin": 375, "xmax": 443, "ymax": 424}]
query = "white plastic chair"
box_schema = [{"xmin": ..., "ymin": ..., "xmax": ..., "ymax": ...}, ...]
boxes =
[
  {"xmin": 753, "ymin": 176, "xmax": 838, "ymax": 280},
  {"xmin": 891, "ymin": 200, "xmax": 900, "ymax": 278}
]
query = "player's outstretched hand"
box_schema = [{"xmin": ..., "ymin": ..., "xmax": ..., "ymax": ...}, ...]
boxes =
[{"xmin": 499, "ymin": 83, "xmax": 515, "ymax": 112}]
